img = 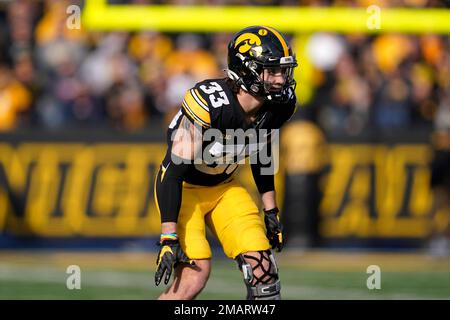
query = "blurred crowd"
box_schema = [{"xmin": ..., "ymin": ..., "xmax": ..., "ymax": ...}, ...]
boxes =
[
  {"xmin": 0, "ymin": 0, "xmax": 449, "ymax": 135},
  {"xmin": 306, "ymin": 32, "xmax": 450, "ymax": 136},
  {"xmin": 0, "ymin": 0, "xmax": 227, "ymax": 131}
]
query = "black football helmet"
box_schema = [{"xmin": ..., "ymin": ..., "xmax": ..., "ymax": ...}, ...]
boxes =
[{"xmin": 227, "ymin": 25, "xmax": 298, "ymax": 103}]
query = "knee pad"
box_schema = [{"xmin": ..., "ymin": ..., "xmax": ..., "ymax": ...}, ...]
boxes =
[{"xmin": 236, "ymin": 250, "xmax": 281, "ymax": 300}]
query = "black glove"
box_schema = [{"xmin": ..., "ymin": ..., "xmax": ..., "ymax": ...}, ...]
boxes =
[
  {"xmin": 155, "ymin": 239, "xmax": 194, "ymax": 286},
  {"xmin": 264, "ymin": 207, "xmax": 285, "ymax": 252}
]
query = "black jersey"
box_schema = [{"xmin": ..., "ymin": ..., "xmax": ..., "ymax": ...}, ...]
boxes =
[{"xmin": 164, "ymin": 78, "xmax": 297, "ymax": 186}]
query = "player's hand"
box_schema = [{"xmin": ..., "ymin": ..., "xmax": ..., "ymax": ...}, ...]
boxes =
[
  {"xmin": 264, "ymin": 207, "xmax": 285, "ymax": 252},
  {"xmin": 155, "ymin": 238, "xmax": 194, "ymax": 286}
]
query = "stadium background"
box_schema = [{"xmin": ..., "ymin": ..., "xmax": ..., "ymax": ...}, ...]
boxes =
[{"xmin": 0, "ymin": 0, "xmax": 449, "ymax": 299}]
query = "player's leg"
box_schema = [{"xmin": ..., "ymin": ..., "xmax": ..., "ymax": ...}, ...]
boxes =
[
  {"xmin": 207, "ymin": 181, "xmax": 281, "ymax": 299},
  {"xmin": 158, "ymin": 259, "xmax": 211, "ymax": 300},
  {"xmin": 236, "ymin": 250, "xmax": 280, "ymax": 300},
  {"xmin": 155, "ymin": 184, "xmax": 214, "ymax": 299}
]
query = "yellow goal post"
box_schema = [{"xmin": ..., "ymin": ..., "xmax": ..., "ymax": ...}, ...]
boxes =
[{"xmin": 82, "ymin": 0, "xmax": 450, "ymax": 103}]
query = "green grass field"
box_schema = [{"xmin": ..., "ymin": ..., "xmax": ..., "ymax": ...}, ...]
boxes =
[{"xmin": 0, "ymin": 250, "xmax": 449, "ymax": 300}]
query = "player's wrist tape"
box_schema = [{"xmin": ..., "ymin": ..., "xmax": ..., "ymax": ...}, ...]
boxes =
[
  {"xmin": 263, "ymin": 207, "xmax": 279, "ymax": 215},
  {"xmin": 160, "ymin": 233, "xmax": 178, "ymax": 242}
]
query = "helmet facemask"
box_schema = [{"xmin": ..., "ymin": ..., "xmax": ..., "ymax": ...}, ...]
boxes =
[
  {"xmin": 229, "ymin": 53, "xmax": 297, "ymax": 103},
  {"xmin": 259, "ymin": 59, "xmax": 297, "ymax": 103}
]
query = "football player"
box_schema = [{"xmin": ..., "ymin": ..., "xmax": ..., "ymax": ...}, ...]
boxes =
[{"xmin": 154, "ymin": 26, "xmax": 298, "ymax": 300}]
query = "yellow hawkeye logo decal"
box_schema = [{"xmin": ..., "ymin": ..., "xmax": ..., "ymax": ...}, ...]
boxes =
[{"xmin": 234, "ymin": 33, "xmax": 262, "ymax": 57}]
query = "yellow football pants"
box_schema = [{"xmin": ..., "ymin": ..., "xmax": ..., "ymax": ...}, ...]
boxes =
[{"xmin": 156, "ymin": 179, "xmax": 270, "ymax": 259}]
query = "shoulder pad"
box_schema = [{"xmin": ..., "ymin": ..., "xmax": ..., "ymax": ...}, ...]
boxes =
[{"xmin": 181, "ymin": 87, "xmax": 211, "ymax": 128}]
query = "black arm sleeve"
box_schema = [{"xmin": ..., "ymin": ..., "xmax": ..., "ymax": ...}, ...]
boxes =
[
  {"xmin": 251, "ymin": 162, "xmax": 275, "ymax": 194},
  {"xmin": 251, "ymin": 138, "xmax": 275, "ymax": 194},
  {"xmin": 155, "ymin": 153, "xmax": 191, "ymax": 223}
]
